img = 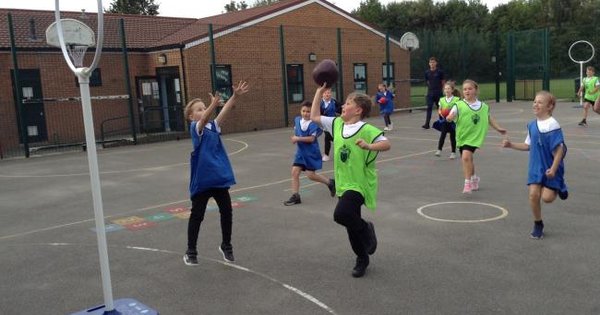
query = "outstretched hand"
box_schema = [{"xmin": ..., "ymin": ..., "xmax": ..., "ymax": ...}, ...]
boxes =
[
  {"xmin": 233, "ymin": 80, "xmax": 250, "ymax": 96},
  {"xmin": 208, "ymin": 92, "xmax": 221, "ymax": 107}
]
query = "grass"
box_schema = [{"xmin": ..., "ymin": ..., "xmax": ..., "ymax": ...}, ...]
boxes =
[{"xmin": 409, "ymin": 78, "xmax": 578, "ymax": 107}]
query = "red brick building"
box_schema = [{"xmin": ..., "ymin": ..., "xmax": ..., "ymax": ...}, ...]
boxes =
[{"xmin": 0, "ymin": 0, "xmax": 410, "ymax": 157}]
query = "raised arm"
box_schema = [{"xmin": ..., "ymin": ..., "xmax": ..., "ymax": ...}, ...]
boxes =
[
  {"xmin": 310, "ymin": 83, "xmax": 328, "ymax": 124},
  {"xmin": 196, "ymin": 93, "xmax": 222, "ymax": 133},
  {"xmin": 215, "ymin": 80, "xmax": 250, "ymax": 125}
]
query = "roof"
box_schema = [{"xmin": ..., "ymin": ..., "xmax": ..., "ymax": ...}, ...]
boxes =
[
  {"xmin": 0, "ymin": 8, "xmax": 196, "ymax": 50},
  {"xmin": 0, "ymin": 0, "xmax": 401, "ymax": 52}
]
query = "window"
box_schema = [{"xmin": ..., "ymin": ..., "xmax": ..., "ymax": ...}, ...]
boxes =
[
  {"xmin": 354, "ymin": 63, "xmax": 367, "ymax": 93},
  {"xmin": 75, "ymin": 68, "xmax": 102, "ymax": 87},
  {"xmin": 382, "ymin": 63, "xmax": 394, "ymax": 85},
  {"xmin": 214, "ymin": 65, "xmax": 232, "ymax": 101},
  {"xmin": 286, "ymin": 64, "xmax": 304, "ymax": 103}
]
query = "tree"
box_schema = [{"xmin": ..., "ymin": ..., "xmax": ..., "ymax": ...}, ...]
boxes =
[
  {"xmin": 107, "ymin": 0, "xmax": 159, "ymax": 15},
  {"xmin": 224, "ymin": 1, "xmax": 248, "ymax": 12}
]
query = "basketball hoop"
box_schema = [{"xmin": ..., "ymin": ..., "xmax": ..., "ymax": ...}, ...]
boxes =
[
  {"xmin": 45, "ymin": 17, "xmax": 97, "ymax": 72},
  {"xmin": 400, "ymin": 32, "xmax": 419, "ymax": 52},
  {"xmin": 568, "ymin": 40, "xmax": 595, "ymax": 107}
]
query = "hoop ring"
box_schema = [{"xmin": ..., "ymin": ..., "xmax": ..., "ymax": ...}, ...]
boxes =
[
  {"xmin": 54, "ymin": 0, "xmax": 104, "ymax": 76},
  {"xmin": 568, "ymin": 40, "xmax": 595, "ymax": 64}
]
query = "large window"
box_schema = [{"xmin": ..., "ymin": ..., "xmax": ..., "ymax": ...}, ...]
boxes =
[
  {"xmin": 354, "ymin": 63, "xmax": 367, "ymax": 94},
  {"xmin": 382, "ymin": 62, "xmax": 394, "ymax": 85},
  {"xmin": 286, "ymin": 64, "xmax": 304, "ymax": 103},
  {"xmin": 214, "ymin": 65, "xmax": 232, "ymax": 100}
]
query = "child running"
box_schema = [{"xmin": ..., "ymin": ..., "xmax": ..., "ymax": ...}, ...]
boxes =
[
  {"xmin": 502, "ymin": 91, "xmax": 568, "ymax": 239},
  {"xmin": 183, "ymin": 81, "xmax": 249, "ymax": 266},
  {"xmin": 375, "ymin": 83, "xmax": 395, "ymax": 131},
  {"xmin": 434, "ymin": 81, "xmax": 460, "ymax": 159},
  {"xmin": 284, "ymin": 101, "xmax": 336, "ymax": 206},
  {"xmin": 311, "ymin": 83, "xmax": 391, "ymax": 278},
  {"xmin": 446, "ymin": 79, "xmax": 506, "ymax": 194},
  {"xmin": 577, "ymin": 66, "xmax": 600, "ymax": 127}
]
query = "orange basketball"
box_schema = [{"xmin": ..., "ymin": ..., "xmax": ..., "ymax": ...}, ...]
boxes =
[{"xmin": 441, "ymin": 108, "xmax": 450, "ymax": 117}]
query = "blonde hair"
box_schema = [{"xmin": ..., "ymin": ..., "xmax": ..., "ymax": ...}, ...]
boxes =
[
  {"xmin": 536, "ymin": 90, "xmax": 556, "ymax": 113},
  {"xmin": 184, "ymin": 98, "xmax": 204, "ymax": 121},
  {"xmin": 444, "ymin": 80, "xmax": 460, "ymax": 97},
  {"xmin": 347, "ymin": 92, "xmax": 372, "ymax": 118}
]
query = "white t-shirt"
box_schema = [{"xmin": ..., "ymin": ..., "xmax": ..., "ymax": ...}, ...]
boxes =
[
  {"xmin": 449, "ymin": 99, "xmax": 482, "ymax": 116},
  {"xmin": 524, "ymin": 116, "xmax": 560, "ymax": 145},
  {"xmin": 320, "ymin": 116, "xmax": 387, "ymax": 142}
]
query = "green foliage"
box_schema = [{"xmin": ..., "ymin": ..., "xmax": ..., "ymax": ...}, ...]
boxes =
[
  {"xmin": 225, "ymin": 1, "xmax": 249, "ymax": 12},
  {"xmin": 106, "ymin": 0, "xmax": 159, "ymax": 15},
  {"xmin": 251, "ymin": 0, "xmax": 283, "ymax": 7}
]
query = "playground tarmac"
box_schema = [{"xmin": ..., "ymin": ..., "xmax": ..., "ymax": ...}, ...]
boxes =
[{"xmin": 1, "ymin": 100, "xmax": 599, "ymax": 314}]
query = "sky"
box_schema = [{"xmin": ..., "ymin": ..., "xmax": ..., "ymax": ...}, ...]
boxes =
[{"xmin": 2, "ymin": 0, "xmax": 511, "ymax": 19}]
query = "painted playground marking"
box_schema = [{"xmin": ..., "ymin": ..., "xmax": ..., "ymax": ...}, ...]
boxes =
[
  {"xmin": 30, "ymin": 242, "xmax": 337, "ymax": 315},
  {"xmin": 0, "ymin": 139, "xmax": 248, "ymax": 178},
  {"xmin": 417, "ymin": 201, "xmax": 508, "ymax": 223},
  {"xmin": 0, "ymin": 150, "xmax": 437, "ymax": 241}
]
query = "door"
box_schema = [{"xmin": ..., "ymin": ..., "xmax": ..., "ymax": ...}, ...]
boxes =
[
  {"xmin": 157, "ymin": 67, "xmax": 184, "ymax": 132},
  {"xmin": 136, "ymin": 77, "xmax": 162, "ymax": 133},
  {"xmin": 11, "ymin": 69, "xmax": 47, "ymax": 143}
]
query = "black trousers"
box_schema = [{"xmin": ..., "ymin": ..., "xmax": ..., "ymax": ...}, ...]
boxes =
[
  {"xmin": 383, "ymin": 113, "xmax": 392, "ymax": 126},
  {"xmin": 324, "ymin": 131, "xmax": 333, "ymax": 156},
  {"xmin": 187, "ymin": 187, "xmax": 232, "ymax": 250},
  {"xmin": 425, "ymin": 94, "xmax": 441, "ymax": 126},
  {"xmin": 437, "ymin": 121, "xmax": 456, "ymax": 152},
  {"xmin": 333, "ymin": 190, "xmax": 369, "ymax": 258}
]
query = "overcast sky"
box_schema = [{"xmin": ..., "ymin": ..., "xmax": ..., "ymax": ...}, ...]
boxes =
[{"xmin": 2, "ymin": 0, "xmax": 510, "ymax": 19}]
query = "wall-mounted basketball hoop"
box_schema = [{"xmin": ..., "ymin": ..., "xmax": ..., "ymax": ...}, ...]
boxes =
[
  {"xmin": 568, "ymin": 40, "xmax": 595, "ymax": 107},
  {"xmin": 400, "ymin": 32, "xmax": 419, "ymax": 52}
]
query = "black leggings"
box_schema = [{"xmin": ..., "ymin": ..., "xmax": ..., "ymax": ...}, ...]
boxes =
[
  {"xmin": 437, "ymin": 121, "xmax": 456, "ymax": 152},
  {"xmin": 324, "ymin": 131, "xmax": 333, "ymax": 156},
  {"xmin": 333, "ymin": 190, "xmax": 369, "ymax": 258},
  {"xmin": 383, "ymin": 113, "xmax": 392, "ymax": 126},
  {"xmin": 187, "ymin": 187, "xmax": 232, "ymax": 250}
]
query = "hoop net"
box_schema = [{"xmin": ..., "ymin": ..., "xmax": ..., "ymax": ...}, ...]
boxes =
[{"xmin": 68, "ymin": 44, "xmax": 90, "ymax": 68}]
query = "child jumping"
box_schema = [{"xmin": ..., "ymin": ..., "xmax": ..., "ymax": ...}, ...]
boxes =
[
  {"xmin": 375, "ymin": 83, "xmax": 395, "ymax": 131},
  {"xmin": 183, "ymin": 80, "xmax": 249, "ymax": 265},
  {"xmin": 446, "ymin": 79, "xmax": 506, "ymax": 194},
  {"xmin": 435, "ymin": 81, "xmax": 460, "ymax": 159},
  {"xmin": 502, "ymin": 91, "xmax": 568, "ymax": 239},
  {"xmin": 311, "ymin": 83, "xmax": 391, "ymax": 278},
  {"xmin": 284, "ymin": 101, "xmax": 335, "ymax": 206}
]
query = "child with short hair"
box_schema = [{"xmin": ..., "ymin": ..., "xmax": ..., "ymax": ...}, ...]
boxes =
[
  {"xmin": 375, "ymin": 83, "xmax": 395, "ymax": 131},
  {"xmin": 284, "ymin": 101, "xmax": 335, "ymax": 206},
  {"xmin": 502, "ymin": 91, "xmax": 568, "ymax": 239},
  {"xmin": 183, "ymin": 81, "xmax": 249, "ymax": 266},
  {"xmin": 577, "ymin": 66, "xmax": 600, "ymax": 127},
  {"xmin": 311, "ymin": 83, "xmax": 391, "ymax": 278},
  {"xmin": 446, "ymin": 79, "xmax": 506, "ymax": 193},
  {"xmin": 434, "ymin": 81, "xmax": 460, "ymax": 159}
]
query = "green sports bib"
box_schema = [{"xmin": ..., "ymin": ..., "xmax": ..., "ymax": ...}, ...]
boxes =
[
  {"xmin": 332, "ymin": 118, "xmax": 383, "ymax": 210},
  {"xmin": 454, "ymin": 100, "xmax": 489, "ymax": 148}
]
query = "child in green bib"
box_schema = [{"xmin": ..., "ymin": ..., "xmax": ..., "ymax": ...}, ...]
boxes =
[
  {"xmin": 577, "ymin": 66, "xmax": 600, "ymax": 127},
  {"xmin": 310, "ymin": 83, "xmax": 391, "ymax": 278},
  {"xmin": 447, "ymin": 79, "xmax": 506, "ymax": 194}
]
